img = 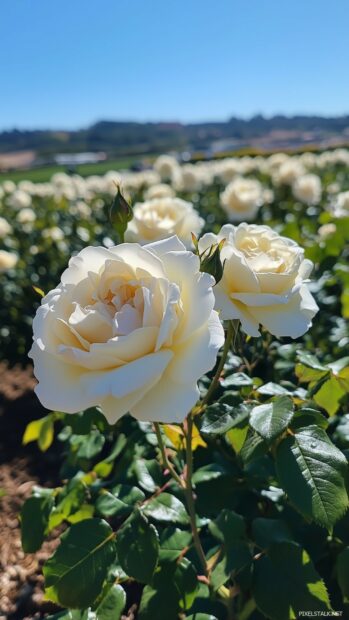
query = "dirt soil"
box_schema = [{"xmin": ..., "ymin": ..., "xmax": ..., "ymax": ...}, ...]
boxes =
[
  {"xmin": 0, "ymin": 363, "xmax": 61, "ymax": 619},
  {"xmin": 0, "ymin": 364, "xmax": 140, "ymax": 620}
]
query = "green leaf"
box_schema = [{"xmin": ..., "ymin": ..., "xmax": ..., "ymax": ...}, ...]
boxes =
[
  {"xmin": 175, "ymin": 558, "xmax": 199, "ymax": 610},
  {"xmin": 138, "ymin": 563, "xmax": 180, "ymax": 620},
  {"xmin": 313, "ymin": 375, "xmax": 346, "ymax": 416},
  {"xmin": 221, "ymin": 372, "xmax": 253, "ymax": 388},
  {"xmin": 240, "ymin": 431, "xmax": 268, "ymax": 466},
  {"xmin": 134, "ymin": 458, "xmax": 161, "ymax": 493},
  {"xmin": 336, "ymin": 547, "xmax": 349, "ymax": 603},
  {"xmin": 48, "ymin": 478, "xmax": 86, "ymax": 530},
  {"xmin": 253, "ymin": 541, "xmax": 332, "ymax": 620},
  {"xmin": 116, "ymin": 510, "xmax": 159, "ymax": 583},
  {"xmin": 252, "ymin": 518, "xmax": 293, "ymax": 549},
  {"xmin": 257, "ymin": 382, "xmax": 291, "ymax": 396},
  {"xmin": 209, "ymin": 509, "xmax": 245, "ymax": 543},
  {"xmin": 143, "ymin": 492, "xmax": 188, "ymax": 525},
  {"xmin": 44, "ymin": 519, "xmax": 116, "ymax": 608},
  {"xmin": 249, "ymin": 396, "xmax": 294, "ymax": 443},
  {"xmin": 95, "ymin": 584, "xmax": 126, "ymax": 620},
  {"xmin": 290, "ymin": 408, "xmax": 328, "ymax": 430},
  {"xmin": 296, "ymin": 351, "xmax": 328, "ymax": 372},
  {"xmin": 276, "ymin": 425, "xmax": 349, "ymax": 529},
  {"xmin": 200, "ymin": 403, "xmax": 250, "ymax": 435},
  {"xmin": 209, "ymin": 509, "xmax": 251, "ymax": 590},
  {"xmin": 21, "ymin": 495, "xmax": 53, "ymax": 552},
  {"xmin": 159, "ymin": 527, "xmax": 192, "ymax": 561},
  {"xmin": 76, "ymin": 429, "xmax": 105, "ymax": 459},
  {"xmin": 96, "ymin": 485, "xmax": 145, "ymax": 518},
  {"xmin": 138, "ymin": 559, "xmax": 199, "ymax": 619},
  {"xmin": 23, "ymin": 414, "xmax": 55, "ymax": 452}
]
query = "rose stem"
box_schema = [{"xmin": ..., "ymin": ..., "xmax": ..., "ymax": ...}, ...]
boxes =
[
  {"xmin": 153, "ymin": 422, "xmax": 185, "ymax": 488},
  {"xmin": 184, "ymin": 411, "xmax": 209, "ymax": 578}
]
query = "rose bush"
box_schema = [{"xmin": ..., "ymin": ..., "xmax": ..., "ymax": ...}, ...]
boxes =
[
  {"xmin": 30, "ymin": 236, "xmax": 224, "ymax": 423},
  {"xmin": 1, "ymin": 148, "xmax": 349, "ymax": 620},
  {"xmin": 199, "ymin": 223, "xmax": 318, "ymax": 337}
]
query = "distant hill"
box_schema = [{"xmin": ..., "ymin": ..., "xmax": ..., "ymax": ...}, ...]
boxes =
[{"xmin": 1, "ymin": 115, "xmax": 349, "ymax": 158}]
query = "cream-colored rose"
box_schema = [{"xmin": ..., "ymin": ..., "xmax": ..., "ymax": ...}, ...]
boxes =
[
  {"xmin": 273, "ymin": 159, "xmax": 305, "ymax": 186},
  {"xmin": 318, "ymin": 223, "xmax": 336, "ymax": 238},
  {"xmin": 220, "ymin": 178, "xmax": 263, "ymax": 222},
  {"xmin": 331, "ymin": 191, "xmax": 349, "ymax": 218},
  {"xmin": 0, "ymin": 217, "xmax": 12, "ymax": 238},
  {"xmin": 7, "ymin": 189, "xmax": 32, "ymax": 210},
  {"xmin": 125, "ymin": 198, "xmax": 204, "ymax": 248},
  {"xmin": 29, "ymin": 237, "xmax": 224, "ymax": 423},
  {"xmin": 17, "ymin": 207, "xmax": 37, "ymax": 224},
  {"xmin": 199, "ymin": 224, "xmax": 318, "ymax": 338},
  {"xmin": 144, "ymin": 184, "xmax": 175, "ymax": 200},
  {"xmin": 153, "ymin": 155, "xmax": 180, "ymax": 182},
  {"xmin": 0, "ymin": 250, "xmax": 18, "ymax": 272},
  {"xmin": 292, "ymin": 174, "xmax": 322, "ymax": 205}
]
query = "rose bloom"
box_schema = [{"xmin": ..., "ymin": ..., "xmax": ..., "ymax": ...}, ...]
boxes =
[
  {"xmin": 273, "ymin": 159, "xmax": 305, "ymax": 186},
  {"xmin": 42, "ymin": 226, "xmax": 65, "ymax": 242},
  {"xmin": 153, "ymin": 155, "xmax": 179, "ymax": 182},
  {"xmin": 220, "ymin": 177, "xmax": 263, "ymax": 222},
  {"xmin": 292, "ymin": 174, "xmax": 322, "ymax": 205},
  {"xmin": 318, "ymin": 223, "xmax": 337, "ymax": 238},
  {"xmin": 144, "ymin": 183, "xmax": 175, "ymax": 200},
  {"xmin": 17, "ymin": 207, "xmax": 37, "ymax": 224},
  {"xmin": 331, "ymin": 191, "xmax": 349, "ymax": 218},
  {"xmin": 0, "ymin": 217, "xmax": 12, "ymax": 238},
  {"xmin": 199, "ymin": 223, "xmax": 318, "ymax": 338},
  {"xmin": 0, "ymin": 250, "xmax": 18, "ymax": 272},
  {"xmin": 7, "ymin": 189, "xmax": 32, "ymax": 210},
  {"xmin": 29, "ymin": 237, "xmax": 224, "ymax": 423},
  {"xmin": 125, "ymin": 198, "xmax": 204, "ymax": 248}
]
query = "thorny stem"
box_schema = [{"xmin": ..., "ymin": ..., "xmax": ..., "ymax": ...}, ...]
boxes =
[
  {"xmin": 154, "ymin": 322, "xmax": 238, "ymax": 588},
  {"xmin": 184, "ymin": 412, "xmax": 209, "ymax": 577},
  {"xmin": 153, "ymin": 423, "xmax": 185, "ymax": 488}
]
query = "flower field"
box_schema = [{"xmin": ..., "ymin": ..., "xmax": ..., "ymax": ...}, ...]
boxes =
[{"xmin": 1, "ymin": 149, "xmax": 349, "ymax": 620}]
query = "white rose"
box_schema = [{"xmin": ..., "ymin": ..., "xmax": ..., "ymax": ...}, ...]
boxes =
[
  {"xmin": 174, "ymin": 165, "xmax": 203, "ymax": 193},
  {"xmin": 144, "ymin": 184, "xmax": 175, "ymax": 200},
  {"xmin": 318, "ymin": 223, "xmax": 336, "ymax": 238},
  {"xmin": 7, "ymin": 189, "xmax": 32, "ymax": 210},
  {"xmin": 42, "ymin": 227, "xmax": 64, "ymax": 242},
  {"xmin": 0, "ymin": 250, "xmax": 18, "ymax": 272},
  {"xmin": 125, "ymin": 198, "xmax": 204, "ymax": 248},
  {"xmin": 273, "ymin": 159, "xmax": 305, "ymax": 186},
  {"xmin": 220, "ymin": 177, "xmax": 263, "ymax": 222},
  {"xmin": 29, "ymin": 237, "xmax": 224, "ymax": 423},
  {"xmin": 292, "ymin": 174, "xmax": 322, "ymax": 205},
  {"xmin": 153, "ymin": 155, "xmax": 179, "ymax": 182},
  {"xmin": 199, "ymin": 223, "xmax": 318, "ymax": 339},
  {"xmin": 17, "ymin": 207, "xmax": 37, "ymax": 224},
  {"xmin": 331, "ymin": 191, "xmax": 349, "ymax": 218},
  {"xmin": 0, "ymin": 217, "xmax": 12, "ymax": 238}
]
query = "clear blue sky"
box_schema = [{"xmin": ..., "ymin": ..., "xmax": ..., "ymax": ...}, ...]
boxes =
[{"xmin": 1, "ymin": 0, "xmax": 349, "ymax": 130}]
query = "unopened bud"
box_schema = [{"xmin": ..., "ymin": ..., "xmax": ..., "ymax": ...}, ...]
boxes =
[
  {"xmin": 191, "ymin": 232, "xmax": 199, "ymax": 254},
  {"xmin": 199, "ymin": 239, "xmax": 226, "ymax": 284},
  {"xmin": 109, "ymin": 185, "xmax": 133, "ymax": 243}
]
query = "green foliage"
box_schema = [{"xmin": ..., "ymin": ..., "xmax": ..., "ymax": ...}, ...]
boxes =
[
  {"xmin": 44, "ymin": 519, "xmax": 116, "ymax": 608},
  {"xmin": 276, "ymin": 425, "xmax": 349, "ymax": 529},
  {"xmin": 253, "ymin": 542, "xmax": 332, "ymax": 619},
  {"xmin": 13, "ymin": 154, "xmax": 349, "ymax": 618},
  {"xmin": 21, "ymin": 494, "xmax": 54, "ymax": 552},
  {"xmin": 116, "ymin": 510, "xmax": 159, "ymax": 584},
  {"xmin": 249, "ymin": 396, "xmax": 294, "ymax": 443}
]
